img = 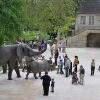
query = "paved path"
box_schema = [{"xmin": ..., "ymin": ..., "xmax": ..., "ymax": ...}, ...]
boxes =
[{"xmin": 0, "ymin": 47, "xmax": 100, "ymax": 100}]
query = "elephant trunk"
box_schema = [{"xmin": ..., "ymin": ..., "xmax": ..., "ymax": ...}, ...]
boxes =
[{"xmin": 30, "ymin": 43, "xmax": 47, "ymax": 56}]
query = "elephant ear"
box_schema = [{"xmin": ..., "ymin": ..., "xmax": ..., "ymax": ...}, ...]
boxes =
[{"xmin": 17, "ymin": 44, "xmax": 24, "ymax": 62}]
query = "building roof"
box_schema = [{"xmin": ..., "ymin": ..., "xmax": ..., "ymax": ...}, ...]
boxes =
[{"xmin": 77, "ymin": 0, "xmax": 100, "ymax": 14}]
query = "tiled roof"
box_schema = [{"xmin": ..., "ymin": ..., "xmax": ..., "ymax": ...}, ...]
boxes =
[{"xmin": 77, "ymin": 0, "xmax": 100, "ymax": 14}]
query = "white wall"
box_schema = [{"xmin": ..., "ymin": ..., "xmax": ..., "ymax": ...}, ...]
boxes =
[{"xmin": 75, "ymin": 14, "xmax": 100, "ymax": 34}]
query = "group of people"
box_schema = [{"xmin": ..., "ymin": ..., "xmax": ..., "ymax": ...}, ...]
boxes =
[
  {"xmin": 16, "ymin": 38, "xmax": 45, "ymax": 51},
  {"xmin": 40, "ymin": 54, "xmax": 85, "ymax": 96},
  {"xmin": 56, "ymin": 54, "xmax": 85, "ymax": 85},
  {"xmin": 40, "ymin": 43, "xmax": 97, "ymax": 96},
  {"xmin": 49, "ymin": 44, "xmax": 86, "ymax": 85},
  {"xmin": 41, "ymin": 72, "xmax": 55, "ymax": 96}
]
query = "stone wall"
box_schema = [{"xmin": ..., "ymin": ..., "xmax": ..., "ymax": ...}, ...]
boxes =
[
  {"xmin": 66, "ymin": 30, "xmax": 100, "ymax": 47},
  {"xmin": 67, "ymin": 33, "xmax": 87, "ymax": 47}
]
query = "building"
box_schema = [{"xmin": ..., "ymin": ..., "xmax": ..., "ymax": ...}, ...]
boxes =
[{"xmin": 67, "ymin": 0, "xmax": 100, "ymax": 47}]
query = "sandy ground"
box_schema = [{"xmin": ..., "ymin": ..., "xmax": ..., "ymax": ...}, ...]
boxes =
[{"xmin": 0, "ymin": 47, "xmax": 100, "ymax": 100}]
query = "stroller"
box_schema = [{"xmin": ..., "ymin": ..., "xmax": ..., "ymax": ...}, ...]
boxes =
[{"xmin": 72, "ymin": 71, "xmax": 79, "ymax": 84}]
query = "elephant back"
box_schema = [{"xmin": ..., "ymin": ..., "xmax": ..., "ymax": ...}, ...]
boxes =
[
  {"xmin": 38, "ymin": 60, "xmax": 50, "ymax": 72},
  {"xmin": 29, "ymin": 61, "xmax": 39, "ymax": 73}
]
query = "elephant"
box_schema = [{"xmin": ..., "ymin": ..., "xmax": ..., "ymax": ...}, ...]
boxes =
[
  {"xmin": 25, "ymin": 60, "xmax": 51, "ymax": 79},
  {"xmin": 0, "ymin": 43, "xmax": 47, "ymax": 80}
]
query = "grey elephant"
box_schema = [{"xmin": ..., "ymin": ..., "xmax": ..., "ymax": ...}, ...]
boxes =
[
  {"xmin": 25, "ymin": 60, "xmax": 51, "ymax": 79},
  {"xmin": 0, "ymin": 43, "xmax": 47, "ymax": 80}
]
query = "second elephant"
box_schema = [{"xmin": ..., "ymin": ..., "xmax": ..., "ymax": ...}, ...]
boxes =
[{"xmin": 25, "ymin": 60, "xmax": 51, "ymax": 79}]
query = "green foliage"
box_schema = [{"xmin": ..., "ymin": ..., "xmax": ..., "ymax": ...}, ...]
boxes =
[
  {"xmin": 24, "ymin": 0, "xmax": 82, "ymax": 39},
  {"xmin": 21, "ymin": 31, "xmax": 35, "ymax": 41},
  {"xmin": 0, "ymin": 0, "xmax": 26, "ymax": 45},
  {"xmin": 73, "ymin": 0, "xmax": 84, "ymax": 12},
  {"xmin": 22, "ymin": 31, "xmax": 49, "ymax": 41},
  {"xmin": 0, "ymin": 0, "xmax": 84, "ymax": 45},
  {"xmin": 25, "ymin": 0, "xmax": 75, "ymax": 33}
]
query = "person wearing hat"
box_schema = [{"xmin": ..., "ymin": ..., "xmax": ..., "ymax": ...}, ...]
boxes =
[
  {"xmin": 79, "ymin": 65, "xmax": 85, "ymax": 85},
  {"xmin": 41, "ymin": 72, "xmax": 51, "ymax": 96}
]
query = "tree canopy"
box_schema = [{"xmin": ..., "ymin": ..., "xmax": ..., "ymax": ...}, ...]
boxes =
[
  {"xmin": 0, "ymin": 0, "xmax": 26, "ymax": 45},
  {"xmin": 24, "ymin": 0, "xmax": 84, "ymax": 39},
  {"xmin": 0, "ymin": 0, "xmax": 84, "ymax": 44}
]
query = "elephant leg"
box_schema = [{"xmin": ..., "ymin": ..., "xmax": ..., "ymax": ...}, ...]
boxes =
[
  {"xmin": 22, "ymin": 66, "xmax": 25, "ymax": 72},
  {"xmin": 39, "ymin": 72, "xmax": 41, "ymax": 77},
  {"xmin": 8, "ymin": 66, "xmax": 13, "ymax": 80},
  {"xmin": 14, "ymin": 61, "xmax": 21, "ymax": 78},
  {"xmin": 34, "ymin": 73, "xmax": 38, "ymax": 79},
  {"xmin": 14, "ymin": 67, "xmax": 21, "ymax": 78},
  {"xmin": 25, "ymin": 72, "xmax": 30, "ymax": 80},
  {"xmin": 2, "ymin": 65, "xmax": 7, "ymax": 74}
]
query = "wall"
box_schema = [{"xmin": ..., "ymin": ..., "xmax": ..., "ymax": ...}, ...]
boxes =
[
  {"xmin": 67, "ymin": 30, "xmax": 100, "ymax": 47},
  {"xmin": 75, "ymin": 14, "xmax": 100, "ymax": 34}
]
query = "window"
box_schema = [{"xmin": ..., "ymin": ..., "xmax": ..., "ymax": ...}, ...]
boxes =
[
  {"xmin": 89, "ymin": 16, "xmax": 94, "ymax": 25},
  {"xmin": 80, "ymin": 16, "xmax": 86, "ymax": 25}
]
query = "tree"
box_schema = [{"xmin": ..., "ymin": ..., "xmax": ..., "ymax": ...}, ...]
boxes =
[
  {"xmin": 73, "ymin": 0, "xmax": 84, "ymax": 12},
  {"xmin": 0, "ymin": 0, "xmax": 26, "ymax": 45},
  {"xmin": 24, "ymin": 0, "xmax": 76, "ymax": 39}
]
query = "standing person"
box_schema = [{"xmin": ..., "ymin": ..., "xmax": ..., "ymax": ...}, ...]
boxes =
[
  {"xmin": 48, "ymin": 57, "xmax": 53, "ymax": 71},
  {"xmin": 62, "ymin": 41, "xmax": 66, "ymax": 53},
  {"xmin": 64, "ymin": 58, "xmax": 70, "ymax": 77},
  {"xmin": 91, "ymin": 59, "xmax": 95, "ymax": 76},
  {"xmin": 79, "ymin": 65, "xmax": 85, "ymax": 85},
  {"xmin": 41, "ymin": 72, "xmax": 51, "ymax": 96},
  {"xmin": 38, "ymin": 41, "xmax": 42, "ymax": 51},
  {"xmin": 63, "ymin": 54, "xmax": 68, "ymax": 66},
  {"xmin": 73, "ymin": 56, "xmax": 79, "ymax": 73},
  {"xmin": 69, "ymin": 59, "xmax": 72, "ymax": 75},
  {"xmin": 41, "ymin": 40, "xmax": 45, "ymax": 50},
  {"xmin": 59, "ymin": 59, "xmax": 64, "ymax": 74},
  {"xmin": 72, "ymin": 71, "xmax": 78, "ymax": 84},
  {"xmin": 58, "ymin": 42, "xmax": 61, "ymax": 52},
  {"xmin": 50, "ymin": 45, "xmax": 54, "ymax": 58},
  {"xmin": 54, "ymin": 49, "xmax": 59, "ymax": 66},
  {"xmin": 57, "ymin": 56, "xmax": 62, "ymax": 74},
  {"xmin": 51, "ymin": 78, "xmax": 55, "ymax": 92}
]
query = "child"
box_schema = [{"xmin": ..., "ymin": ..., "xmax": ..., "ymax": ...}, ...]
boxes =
[
  {"xmin": 51, "ymin": 78, "xmax": 55, "ymax": 92},
  {"xmin": 72, "ymin": 71, "xmax": 78, "ymax": 84},
  {"xmin": 79, "ymin": 65, "xmax": 85, "ymax": 85}
]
